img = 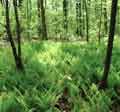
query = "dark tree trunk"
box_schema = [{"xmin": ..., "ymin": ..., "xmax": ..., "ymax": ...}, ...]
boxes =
[
  {"xmin": 5, "ymin": 0, "xmax": 24, "ymax": 71},
  {"xmin": 13, "ymin": 0, "xmax": 24, "ymax": 70},
  {"xmin": 26, "ymin": 0, "xmax": 32, "ymax": 40},
  {"xmin": 99, "ymin": 0, "xmax": 118, "ymax": 89},
  {"xmin": 0, "ymin": 0, "xmax": 5, "ymax": 6},
  {"xmin": 63, "ymin": 0, "xmax": 68, "ymax": 35},
  {"xmin": 5, "ymin": 0, "xmax": 18, "ymax": 70},
  {"xmin": 84, "ymin": 0, "xmax": 89, "ymax": 42},
  {"xmin": 37, "ymin": 0, "xmax": 41, "ymax": 37},
  {"xmin": 79, "ymin": 1, "xmax": 82, "ymax": 37},
  {"xmin": 40, "ymin": 0, "xmax": 48, "ymax": 40},
  {"xmin": 18, "ymin": 0, "xmax": 24, "ymax": 7},
  {"xmin": 76, "ymin": 1, "xmax": 82, "ymax": 37},
  {"xmin": 103, "ymin": 0, "xmax": 108, "ymax": 34},
  {"xmin": 98, "ymin": 0, "xmax": 102, "ymax": 43},
  {"xmin": 76, "ymin": 1, "xmax": 79, "ymax": 36}
]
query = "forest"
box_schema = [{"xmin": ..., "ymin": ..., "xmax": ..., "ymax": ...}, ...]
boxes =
[{"xmin": 0, "ymin": 0, "xmax": 120, "ymax": 112}]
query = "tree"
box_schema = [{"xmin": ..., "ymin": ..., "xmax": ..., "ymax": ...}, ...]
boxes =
[
  {"xmin": 103, "ymin": 0, "xmax": 108, "ymax": 35},
  {"xmin": 98, "ymin": 0, "xmax": 103, "ymax": 43},
  {"xmin": 5, "ymin": 0, "xmax": 24, "ymax": 71},
  {"xmin": 99, "ymin": 0, "xmax": 118, "ymax": 88},
  {"xmin": 76, "ymin": 0, "xmax": 82, "ymax": 37},
  {"xmin": 63, "ymin": 0, "xmax": 68, "ymax": 35},
  {"xmin": 84, "ymin": 0, "xmax": 89, "ymax": 42},
  {"xmin": 40, "ymin": 0, "xmax": 48, "ymax": 40},
  {"xmin": 26, "ymin": 0, "xmax": 32, "ymax": 40},
  {"xmin": 13, "ymin": 0, "xmax": 24, "ymax": 70},
  {"xmin": 37, "ymin": 0, "xmax": 42, "ymax": 37},
  {"xmin": 18, "ymin": 0, "xmax": 24, "ymax": 7}
]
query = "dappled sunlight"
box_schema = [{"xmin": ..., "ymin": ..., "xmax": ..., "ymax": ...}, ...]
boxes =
[
  {"xmin": 36, "ymin": 42, "xmax": 62, "ymax": 66},
  {"xmin": 0, "ymin": 0, "xmax": 120, "ymax": 111},
  {"xmin": 0, "ymin": 40, "xmax": 120, "ymax": 110},
  {"xmin": 0, "ymin": 38, "xmax": 120, "ymax": 112}
]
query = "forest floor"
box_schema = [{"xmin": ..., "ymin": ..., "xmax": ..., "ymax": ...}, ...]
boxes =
[{"xmin": 0, "ymin": 38, "xmax": 120, "ymax": 112}]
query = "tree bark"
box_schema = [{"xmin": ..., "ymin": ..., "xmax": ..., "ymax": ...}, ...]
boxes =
[
  {"xmin": 13, "ymin": 0, "xmax": 24, "ymax": 70},
  {"xmin": 40, "ymin": 0, "xmax": 48, "ymax": 40},
  {"xmin": 99, "ymin": 0, "xmax": 118, "ymax": 89},
  {"xmin": 103, "ymin": 0, "xmax": 108, "ymax": 34},
  {"xmin": 84, "ymin": 0, "xmax": 89, "ymax": 42},
  {"xmin": 37, "ymin": 0, "xmax": 41, "ymax": 37},
  {"xmin": 98, "ymin": 0, "xmax": 102, "ymax": 43},
  {"xmin": 5, "ymin": 0, "xmax": 18, "ymax": 70},
  {"xmin": 5, "ymin": 0, "xmax": 24, "ymax": 71}
]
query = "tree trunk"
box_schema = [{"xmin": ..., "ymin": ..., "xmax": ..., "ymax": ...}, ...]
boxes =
[
  {"xmin": 26, "ymin": 0, "xmax": 32, "ymax": 40},
  {"xmin": 37, "ymin": 0, "xmax": 41, "ymax": 37},
  {"xmin": 13, "ymin": 0, "xmax": 24, "ymax": 70},
  {"xmin": 63, "ymin": 0, "xmax": 68, "ymax": 35},
  {"xmin": 98, "ymin": 0, "xmax": 102, "ymax": 43},
  {"xmin": 40, "ymin": 0, "xmax": 48, "ymax": 40},
  {"xmin": 84, "ymin": 0, "xmax": 89, "ymax": 42},
  {"xmin": 99, "ymin": 0, "xmax": 118, "ymax": 89},
  {"xmin": 103, "ymin": 0, "xmax": 108, "ymax": 34},
  {"xmin": 5, "ymin": 0, "xmax": 22, "ymax": 70}
]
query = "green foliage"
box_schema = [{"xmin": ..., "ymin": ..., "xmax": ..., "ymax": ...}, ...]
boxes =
[
  {"xmin": 0, "ymin": 92, "xmax": 23, "ymax": 112},
  {"xmin": 1, "ymin": 0, "xmax": 119, "ymax": 40},
  {"xmin": 0, "ymin": 0, "xmax": 120, "ymax": 111},
  {"xmin": 0, "ymin": 38, "xmax": 120, "ymax": 112}
]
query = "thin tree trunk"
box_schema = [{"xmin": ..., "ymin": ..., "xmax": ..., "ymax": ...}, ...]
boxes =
[
  {"xmin": 103, "ymin": 0, "xmax": 108, "ymax": 34},
  {"xmin": 37, "ymin": 0, "xmax": 41, "ymax": 37},
  {"xmin": 13, "ymin": 0, "xmax": 24, "ymax": 70},
  {"xmin": 84, "ymin": 0, "xmax": 89, "ymax": 42},
  {"xmin": 98, "ymin": 0, "xmax": 102, "ymax": 43},
  {"xmin": 63, "ymin": 0, "xmax": 68, "ymax": 35},
  {"xmin": 40, "ymin": 0, "xmax": 48, "ymax": 40},
  {"xmin": 26, "ymin": 0, "xmax": 32, "ymax": 40},
  {"xmin": 79, "ymin": 1, "xmax": 82, "ymax": 37},
  {"xmin": 82, "ymin": 0, "xmax": 85, "ymax": 37},
  {"xmin": 5, "ymin": 0, "xmax": 21, "ymax": 70},
  {"xmin": 99, "ymin": 0, "xmax": 118, "ymax": 88}
]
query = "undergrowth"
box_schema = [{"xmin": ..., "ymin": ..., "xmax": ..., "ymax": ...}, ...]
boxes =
[{"xmin": 0, "ymin": 38, "xmax": 120, "ymax": 112}]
